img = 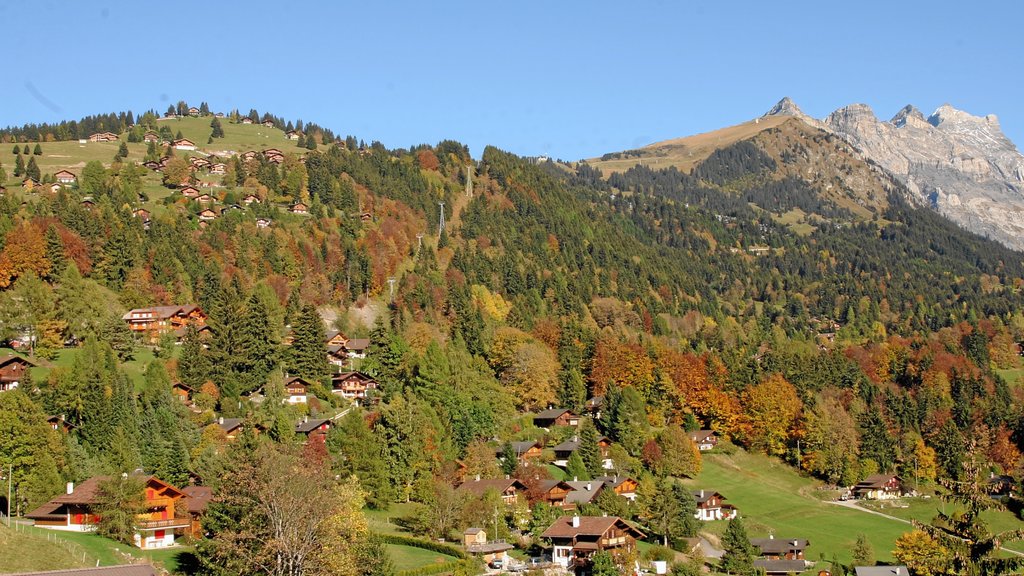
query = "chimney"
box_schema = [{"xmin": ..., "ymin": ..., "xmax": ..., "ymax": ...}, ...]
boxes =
[
  {"xmin": 66, "ymin": 482, "xmax": 74, "ymax": 495},
  {"xmin": 769, "ymin": 533, "xmax": 774, "ymax": 540},
  {"xmin": 475, "ymin": 474, "xmax": 481, "ymax": 482},
  {"xmin": 700, "ymin": 490, "xmax": 704, "ymax": 498},
  {"xmin": 573, "ymin": 476, "xmax": 578, "ymax": 482},
  {"xmin": 505, "ymin": 474, "xmax": 509, "ymax": 480},
  {"xmin": 571, "ymin": 515, "xmax": 580, "ymax": 528},
  {"xmin": 218, "ymin": 416, "xmax": 224, "ymax": 425},
  {"xmin": 586, "ymin": 483, "xmax": 592, "ymax": 491}
]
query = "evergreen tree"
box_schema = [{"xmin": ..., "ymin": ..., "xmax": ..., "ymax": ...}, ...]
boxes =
[
  {"xmin": 565, "ymin": 451, "xmax": 589, "ymax": 481},
  {"xmin": 577, "ymin": 419, "xmax": 604, "ymax": 478},
  {"xmin": 720, "ymin": 517, "xmax": 756, "ymax": 575},
  {"xmin": 852, "ymin": 533, "xmax": 874, "ymax": 567},
  {"xmin": 210, "ymin": 116, "xmax": 225, "ymax": 138},
  {"xmin": 288, "ymin": 304, "xmax": 329, "ymax": 381},
  {"xmin": 177, "ymin": 324, "xmax": 212, "ymax": 389},
  {"xmin": 95, "ymin": 475, "xmax": 146, "ymax": 545},
  {"xmin": 558, "ymin": 368, "xmax": 587, "ymax": 413},
  {"xmin": 13, "ymin": 153, "xmax": 23, "ymax": 177},
  {"xmin": 116, "ymin": 141, "xmax": 128, "ymax": 160},
  {"xmin": 44, "ymin": 225, "xmax": 66, "ymax": 281},
  {"xmin": 33, "ymin": 143, "xmax": 42, "ymax": 155},
  {"xmin": 668, "ymin": 484, "xmax": 699, "ymax": 543},
  {"xmin": 26, "ymin": 156, "xmax": 41, "ymax": 181},
  {"xmin": 234, "ymin": 293, "xmax": 279, "ymax": 393},
  {"xmin": 500, "ymin": 442, "xmax": 518, "ymax": 476},
  {"xmin": 305, "ymin": 134, "xmax": 317, "ymax": 150}
]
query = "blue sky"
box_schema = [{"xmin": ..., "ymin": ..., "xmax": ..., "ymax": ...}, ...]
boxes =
[{"xmin": 2, "ymin": 1, "xmax": 1021, "ymax": 160}]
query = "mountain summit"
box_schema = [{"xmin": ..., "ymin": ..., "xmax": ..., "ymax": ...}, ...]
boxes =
[{"xmin": 767, "ymin": 98, "xmax": 1024, "ymax": 250}]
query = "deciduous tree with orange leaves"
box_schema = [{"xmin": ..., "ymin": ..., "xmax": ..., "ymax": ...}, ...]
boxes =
[
  {"xmin": 743, "ymin": 373, "xmax": 802, "ymax": 457},
  {"xmin": 0, "ymin": 220, "xmax": 50, "ymax": 287}
]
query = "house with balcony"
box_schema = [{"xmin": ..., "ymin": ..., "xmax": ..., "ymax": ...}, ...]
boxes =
[
  {"xmin": 541, "ymin": 515, "xmax": 644, "ymax": 571},
  {"xmin": 455, "ymin": 477, "xmax": 528, "ymax": 505},
  {"xmin": 121, "ymin": 305, "xmax": 206, "ymax": 343},
  {"xmin": 27, "ymin": 475, "xmax": 189, "ymax": 549}
]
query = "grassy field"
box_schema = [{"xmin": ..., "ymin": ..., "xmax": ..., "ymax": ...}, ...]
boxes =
[
  {"xmin": 0, "ymin": 522, "xmax": 93, "ymax": 572},
  {"xmin": 682, "ymin": 450, "xmax": 914, "ymax": 567},
  {"xmin": 998, "ymin": 367, "xmax": 1024, "ymax": 387},
  {"xmin": 3, "ymin": 521, "xmax": 191, "ymax": 573},
  {"xmin": 385, "ymin": 543, "xmax": 457, "ymax": 572},
  {"xmin": 6, "ymin": 345, "xmax": 165, "ymax": 392},
  {"xmin": 364, "ymin": 502, "xmax": 425, "ymax": 536}
]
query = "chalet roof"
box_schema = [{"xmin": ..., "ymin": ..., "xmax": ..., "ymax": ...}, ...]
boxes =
[
  {"xmin": 344, "ymin": 338, "xmax": 370, "ymax": 351},
  {"xmin": 540, "ymin": 516, "xmax": 644, "ymax": 540},
  {"xmin": 750, "ymin": 537, "xmax": 810, "ymax": 555},
  {"xmin": 456, "ymin": 477, "xmax": 528, "ymax": 497},
  {"xmin": 46, "ymin": 415, "xmax": 76, "ymax": 429},
  {"xmin": 854, "ymin": 567, "xmax": 910, "ymax": 576},
  {"xmin": 538, "ymin": 479, "xmax": 574, "ymax": 493},
  {"xmin": 172, "ymin": 138, "xmax": 196, "ymax": 147},
  {"xmin": 692, "ymin": 490, "xmax": 724, "ymax": 504},
  {"xmin": 121, "ymin": 304, "xmax": 201, "ymax": 321},
  {"xmin": 464, "ymin": 527, "xmax": 484, "ymax": 535},
  {"xmin": 497, "ymin": 440, "xmax": 542, "ymax": 457},
  {"xmin": 217, "ymin": 417, "xmax": 243, "ymax": 432},
  {"xmin": 0, "ymin": 354, "xmax": 36, "ymax": 369},
  {"xmin": 333, "ymin": 371, "xmax": 376, "ymax": 383},
  {"xmin": 585, "ymin": 396, "xmax": 604, "ymax": 410},
  {"xmin": 182, "ymin": 485, "xmax": 213, "ymax": 515},
  {"xmin": 690, "ymin": 429, "xmax": 717, "ymax": 442},
  {"xmin": 28, "ymin": 475, "xmax": 183, "ymax": 509},
  {"xmin": 565, "ymin": 481, "xmax": 604, "ymax": 504},
  {"xmin": 54, "ymin": 170, "xmax": 76, "ymax": 179},
  {"xmin": 594, "ymin": 476, "xmax": 637, "ymax": 491},
  {"xmin": 534, "ymin": 408, "xmax": 574, "ymax": 421},
  {"xmin": 295, "ymin": 418, "xmax": 330, "ymax": 434},
  {"xmin": 284, "ymin": 376, "xmax": 312, "ymax": 388},
  {"xmin": 467, "ymin": 542, "xmax": 514, "ymax": 554},
  {"xmin": 4, "ymin": 565, "xmax": 158, "ymax": 576},
  {"xmin": 553, "ymin": 435, "xmax": 611, "ymax": 454},
  {"xmin": 855, "ymin": 474, "xmax": 901, "ymax": 489},
  {"xmin": 752, "ymin": 559, "xmax": 808, "ymax": 574}
]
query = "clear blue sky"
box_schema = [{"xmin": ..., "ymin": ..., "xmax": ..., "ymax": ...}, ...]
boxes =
[{"xmin": 2, "ymin": 0, "xmax": 1021, "ymax": 161}]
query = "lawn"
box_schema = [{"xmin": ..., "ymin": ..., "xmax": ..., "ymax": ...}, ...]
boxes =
[
  {"xmin": 385, "ymin": 543, "xmax": 457, "ymax": 572},
  {"xmin": 682, "ymin": 450, "xmax": 913, "ymax": 567},
  {"xmin": 364, "ymin": 502, "xmax": 425, "ymax": 536},
  {"xmin": 0, "ymin": 522, "xmax": 93, "ymax": 572},
  {"xmin": 4, "ymin": 521, "xmax": 192, "ymax": 572},
  {"xmin": 998, "ymin": 367, "xmax": 1024, "ymax": 387},
  {"xmin": 17, "ymin": 345, "xmax": 165, "ymax": 392}
]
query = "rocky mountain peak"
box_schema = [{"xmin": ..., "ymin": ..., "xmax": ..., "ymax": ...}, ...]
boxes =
[
  {"xmin": 764, "ymin": 97, "xmax": 805, "ymax": 118},
  {"xmin": 890, "ymin": 105, "xmax": 926, "ymax": 128}
]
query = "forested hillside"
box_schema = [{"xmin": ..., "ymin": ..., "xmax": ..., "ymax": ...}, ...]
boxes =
[{"xmin": 1, "ymin": 105, "xmax": 1023, "ymax": 575}]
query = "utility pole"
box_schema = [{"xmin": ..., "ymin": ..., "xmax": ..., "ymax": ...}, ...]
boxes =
[
  {"xmin": 387, "ymin": 277, "xmax": 396, "ymax": 302},
  {"xmin": 437, "ymin": 202, "xmax": 446, "ymax": 237},
  {"xmin": 465, "ymin": 165, "xmax": 473, "ymax": 197},
  {"xmin": 416, "ymin": 233, "xmax": 424, "ymax": 250},
  {"xmin": 7, "ymin": 464, "xmax": 11, "ymax": 527}
]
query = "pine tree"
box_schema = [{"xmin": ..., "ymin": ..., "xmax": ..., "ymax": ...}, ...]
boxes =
[
  {"xmin": 177, "ymin": 324, "xmax": 211, "ymax": 388},
  {"xmin": 500, "ymin": 442, "xmax": 518, "ymax": 476},
  {"xmin": 26, "ymin": 156, "xmax": 41, "ymax": 181},
  {"xmin": 210, "ymin": 117, "xmax": 224, "ymax": 138},
  {"xmin": 33, "ymin": 143, "xmax": 42, "ymax": 155},
  {"xmin": 852, "ymin": 533, "xmax": 874, "ymax": 567},
  {"xmin": 720, "ymin": 517, "xmax": 756, "ymax": 575},
  {"xmin": 234, "ymin": 293, "xmax": 279, "ymax": 393},
  {"xmin": 577, "ymin": 419, "xmax": 604, "ymax": 478},
  {"xmin": 14, "ymin": 154, "xmax": 24, "ymax": 177},
  {"xmin": 288, "ymin": 304, "xmax": 329, "ymax": 381},
  {"xmin": 117, "ymin": 141, "xmax": 128, "ymax": 160},
  {"xmin": 44, "ymin": 225, "xmax": 66, "ymax": 281},
  {"xmin": 565, "ymin": 451, "xmax": 589, "ymax": 481}
]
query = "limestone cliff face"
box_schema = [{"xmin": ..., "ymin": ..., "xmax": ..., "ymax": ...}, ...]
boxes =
[{"xmin": 766, "ymin": 98, "xmax": 1024, "ymax": 251}]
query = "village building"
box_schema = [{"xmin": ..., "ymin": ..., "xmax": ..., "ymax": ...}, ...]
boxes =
[
  {"xmin": 240, "ymin": 117, "xmax": 254, "ymax": 125},
  {"xmin": 46, "ymin": 414, "xmax": 75, "ymax": 434},
  {"xmin": 242, "ymin": 194, "xmax": 261, "ymax": 205},
  {"xmin": 180, "ymin": 185, "xmax": 200, "ymax": 198},
  {"xmin": 144, "ymin": 131, "xmax": 160, "ymax": 143},
  {"xmin": 689, "ymin": 429, "xmax": 719, "ymax": 451},
  {"xmin": 210, "ymin": 163, "xmax": 226, "ymax": 175},
  {"xmin": 0, "ymin": 354, "xmax": 37, "ymax": 391},
  {"xmin": 463, "ymin": 528, "xmax": 513, "ymax": 567},
  {"xmin": 290, "ymin": 202, "xmax": 308, "ymax": 215},
  {"xmin": 172, "ymin": 138, "xmax": 197, "ymax": 151},
  {"xmin": 552, "ymin": 435, "xmax": 613, "ymax": 469},
  {"xmin": 295, "ymin": 417, "xmax": 331, "ymax": 443},
  {"xmin": 121, "ymin": 305, "xmax": 206, "ymax": 342},
  {"xmin": 181, "ymin": 485, "xmax": 212, "ymax": 539},
  {"xmin": 54, "ymin": 170, "xmax": 77, "ymax": 184},
  {"xmin": 533, "ymin": 408, "xmax": 580, "ymax": 429},
  {"xmin": 216, "ymin": 417, "xmax": 245, "ymax": 441},
  {"xmin": 496, "ymin": 440, "xmax": 544, "ymax": 464},
  {"xmin": 692, "ymin": 489, "xmax": 737, "ymax": 521},
  {"xmin": 535, "ymin": 480, "xmax": 575, "ymax": 509},
  {"xmin": 285, "ymin": 130, "xmax": 302, "ymax": 140},
  {"xmin": 752, "ymin": 559, "xmax": 811, "ymax": 575},
  {"xmin": 23, "ymin": 177, "xmax": 40, "ymax": 190},
  {"xmin": 27, "ymin": 475, "xmax": 189, "ymax": 549},
  {"xmin": 283, "ymin": 376, "xmax": 312, "ymax": 404},
  {"xmin": 195, "ymin": 193, "xmax": 215, "ymax": 205},
  {"xmin": 854, "ymin": 567, "xmax": 910, "ymax": 576},
  {"xmin": 541, "ymin": 515, "xmax": 644, "ymax": 571},
  {"xmin": 456, "ymin": 477, "xmax": 529, "ymax": 505},
  {"xmin": 256, "ymin": 218, "xmax": 272, "ymax": 229},
  {"xmin": 198, "ymin": 208, "xmax": 218, "ymax": 222},
  {"xmin": 187, "ymin": 107, "xmax": 201, "ymax": 117},
  {"xmin": 564, "ymin": 480, "xmax": 605, "ymax": 507},
  {"xmin": 750, "ymin": 536, "xmax": 810, "ymax": 560},
  {"xmin": 241, "ymin": 150, "xmax": 259, "ymax": 161},
  {"xmin": 853, "ymin": 474, "xmax": 904, "ymax": 500},
  {"xmin": 593, "ymin": 476, "xmax": 639, "ymax": 501},
  {"xmin": 331, "ymin": 371, "xmax": 378, "ymax": 401},
  {"xmin": 88, "ymin": 132, "xmax": 119, "ymax": 142},
  {"xmin": 262, "ymin": 120, "xmax": 275, "ymax": 128}
]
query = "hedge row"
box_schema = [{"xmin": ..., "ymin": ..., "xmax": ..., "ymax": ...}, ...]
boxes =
[{"xmin": 375, "ymin": 533, "xmax": 469, "ymax": 559}]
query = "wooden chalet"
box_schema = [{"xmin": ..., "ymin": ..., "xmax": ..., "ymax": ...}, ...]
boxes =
[
  {"xmin": 0, "ymin": 354, "xmax": 36, "ymax": 391},
  {"xmin": 533, "ymin": 408, "xmax": 580, "ymax": 428},
  {"xmin": 262, "ymin": 120, "xmax": 275, "ymax": 128},
  {"xmin": 552, "ymin": 435, "xmax": 612, "ymax": 468},
  {"xmin": 240, "ymin": 117, "xmax": 254, "ymax": 124},
  {"xmin": 565, "ymin": 480, "xmax": 605, "ymax": 506},
  {"xmin": 750, "ymin": 536, "xmax": 810, "ymax": 560},
  {"xmin": 241, "ymin": 150, "xmax": 259, "ymax": 161},
  {"xmin": 48, "ymin": 182, "xmax": 63, "ymax": 194},
  {"xmin": 242, "ymin": 193, "xmax": 261, "ymax": 205},
  {"xmin": 853, "ymin": 474, "xmax": 904, "ymax": 500},
  {"xmin": 22, "ymin": 177, "xmax": 40, "ymax": 190},
  {"xmin": 690, "ymin": 429, "xmax": 719, "ymax": 451},
  {"xmin": 143, "ymin": 160, "xmax": 162, "ymax": 171},
  {"xmin": 290, "ymin": 202, "xmax": 308, "ymax": 214},
  {"xmin": 456, "ymin": 477, "xmax": 528, "ymax": 505},
  {"xmin": 285, "ymin": 130, "xmax": 302, "ymax": 140},
  {"xmin": 171, "ymin": 382, "xmax": 193, "ymax": 404},
  {"xmin": 121, "ymin": 305, "xmax": 206, "ymax": 342},
  {"xmin": 27, "ymin": 475, "xmax": 189, "ymax": 549},
  {"xmin": 132, "ymin": 207, "xmax": 151, "ymax": 221},
  {"xmin": 181, "ymin": 485, "xmax": 212, "ymax": 539},
  {"xmin": 331, "ymin": 371, "xmax": 378, "ymax": 400},
  {"xmin": 463, "ymin": 528, "xmax": 513, "ymax": 566},
  {"xmin": 144, "ymin": 131, "xmax": 160, "ymax": 143},
  {"xmin": 216, "ymin": 417, "xmax": 245, "ymax": 440},
  {"xmin": 295, "ymin": 417, "xmax": 331, "ymax": 443},
  {"xmin": 256, "ymin": 218, "xmax": 272, "ymax": 229},
  {"xmin": 172, "ymin": 138, "xmax": 197, "ymax": 151},
  {"xmin": 853, "ymin": 567, "xmax": 910, "ymax": 576},
  {"xmin": 536, "ymin": 480, "xmax": 575, "ymax": 509},
  {"xmin": 541, "ymin": 515, "xmax": 644, "ymax": 570},
  {"xmin": 198, "ymin": 208, "xmax": 218, "ymax": 221},
  {"xmin": 187, "ymin": 107, "xmax": 201, "ymax": 117},
  {"xmin": 46, "ymin": 414, "xmax": 75, "ymax": 433},
  {"xmin": 692, "ymin": 489, "xmax": 736, "ymax": 521},
  {"xmin": 753, "ymin": 559, "xmax": 811, "ymax": 575},
  {"xmin": 496, "ymin": 440, "xmax": 544, "ymax": 463},
  {"xmin": 190, "ymin": 157, "xmax": 211, "ymax": 169},
  {"xmin": 210, "ymin": 162, "xmax": 226, "ymax": 175},
  {"xmin": 54, "ymin": 170, "xmax": 77, "ymax": 184},
  {"xmin": 88, "ymin": 132, "xmax": 118, "ymax": 142},
  {"xmin": 180, "ymin": 185, "xmax": 200, "ymax": 198},
  {"xmin": 593, "ymin": 476, "xmax": 639, "ymax": 500},
  {"xmin": 283, "ymin": 376, "xmax": 311, "ymax": 404},
  {"xmin": 195, "ymin": 193, "xmax": 215, "ymax": 205}
]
